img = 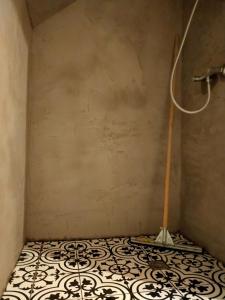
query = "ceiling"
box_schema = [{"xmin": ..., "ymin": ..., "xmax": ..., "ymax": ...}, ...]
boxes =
[{"xmin": 26, "ymin": 0, "xmax": 76, "ymax": 27}]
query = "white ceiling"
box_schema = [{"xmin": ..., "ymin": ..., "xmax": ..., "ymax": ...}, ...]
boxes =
[{"xmin": 26, "ymin": 0, "xmax": 76, "ymax": 27}]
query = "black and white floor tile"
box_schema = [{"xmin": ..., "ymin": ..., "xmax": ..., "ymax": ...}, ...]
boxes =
[{"xmin": 2, "ymin": 234, "xmax": 225, "ymax": 300}]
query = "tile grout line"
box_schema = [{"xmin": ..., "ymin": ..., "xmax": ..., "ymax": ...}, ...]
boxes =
[
  {"xmin": 77, "ymin": 238, "xmax": 136, "ymax": 300},
  {"xmin": 29, "ymin": 241, "xmax": 44, "ymax": 300},
  {"xmin": 75, "ymin": 240, "xmax": 84, "ymax": 300},
  {"xmin": 105, "ymin": 238, "xmax": 139, "ymax": 300}
]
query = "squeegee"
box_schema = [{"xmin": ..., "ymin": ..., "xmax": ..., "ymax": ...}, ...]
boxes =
[{"xmin": 131, "ymin": 38, "xmax": 202, "ymax": 253}]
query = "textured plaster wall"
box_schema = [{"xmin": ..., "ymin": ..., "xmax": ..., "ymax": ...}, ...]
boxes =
[
  {"xmin": 26, "ymin": 0, "xmax": 76, "ymax": 27},
  {"xmin": 181, "ymin": 0, "xmax": 225, "ymax": 262},
  {"xmin": 0, "ymin": 0, "xmax": 31, "ymax": 294},
  {"xmin": 26, "ymin": 0, "xmax": 182, "ymax": 240}
]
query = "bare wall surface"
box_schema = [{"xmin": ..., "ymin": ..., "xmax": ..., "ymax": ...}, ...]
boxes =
[
  {"xmin": 26, "ymin": 0, "xmax": 76, "ymax": 27},
  {"xmin": 0, "ymin": 0, "xmax": 31, "ymax": 295},
  {"xmin": 26, "ymin": 0, "xmax": 182, "ymax": 240},
  {"xmin": 181, "ymin": 0, "xmax": 225, "ymax": 262}
]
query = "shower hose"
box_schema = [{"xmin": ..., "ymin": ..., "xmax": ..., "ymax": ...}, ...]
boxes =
[{"xmin": 170, "ymin": 0, "xmax": 211, "ymax": 114}]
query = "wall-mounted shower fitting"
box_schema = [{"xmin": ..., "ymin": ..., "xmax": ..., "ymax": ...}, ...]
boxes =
[
  {"xmin": 192, "ymin": 64, "xmax": 225, "ymax": 82},
  {"xmin": 170, "ymin": 0, "xmax": 212, "ymax": 114}
]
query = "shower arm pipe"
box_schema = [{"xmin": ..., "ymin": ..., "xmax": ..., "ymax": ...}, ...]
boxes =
[{"xmin": 170, "ymin": 0, "xmax": 211, "ymax": 114}]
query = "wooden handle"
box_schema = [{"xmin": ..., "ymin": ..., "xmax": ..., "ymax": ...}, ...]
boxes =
[
  {"xmin": 162, "ymin": 37, "xmax": 179, "ymax": 228},
  {"xmin": 163, "ymin": 100, "xmax": 175, "ymax": 227}
]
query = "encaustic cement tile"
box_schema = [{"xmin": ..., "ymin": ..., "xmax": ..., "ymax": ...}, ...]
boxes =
[{"xmin": 2, "ymin": 235, "xmax": 225, "ymax": 300}]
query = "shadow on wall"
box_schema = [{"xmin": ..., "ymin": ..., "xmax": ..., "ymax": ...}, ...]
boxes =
[
  {"xmin": 26, "ymin": 0, "xmax": 77, "ymax": 27},
  {"xmin": 14, "ymin": 0, "xmax": 31, "ymax": 44}
]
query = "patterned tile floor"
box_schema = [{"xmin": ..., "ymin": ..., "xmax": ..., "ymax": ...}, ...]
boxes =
[{"xmin": 2, "ymin": 234, "xmax": 225, "ymax": 300}]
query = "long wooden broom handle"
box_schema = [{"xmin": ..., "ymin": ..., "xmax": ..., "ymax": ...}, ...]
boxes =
[{"xmin": 162, "ymin": 37, "xmax": 179, "ymax": 228}]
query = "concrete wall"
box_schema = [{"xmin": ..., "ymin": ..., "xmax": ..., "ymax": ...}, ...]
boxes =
[
  {"xmin": 181, "ymin": 0, "xmax": 225, "ymax": 262},
  {"xmin": 0, "ymin": 0, "xmax": 31, "ymax": 294},
  {"xmin": 26, "ymin": 0, "xmax": 182, "ymax": 240},
  {"xmin": 27, "ymin": 0, "xmax": 75, "ymax": 27}
]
